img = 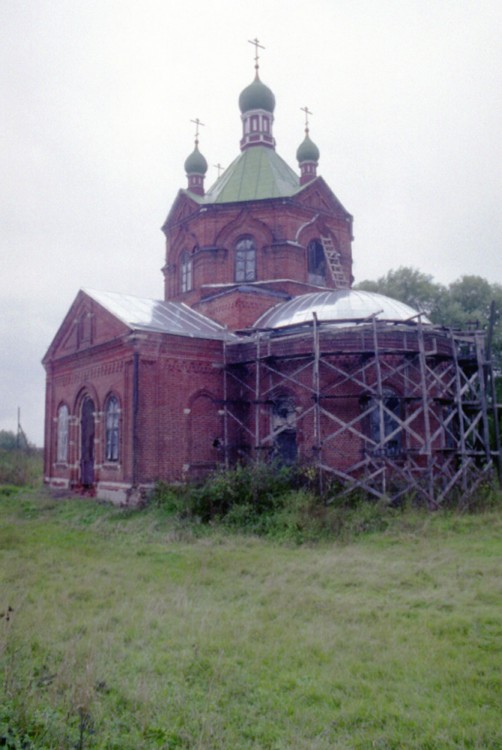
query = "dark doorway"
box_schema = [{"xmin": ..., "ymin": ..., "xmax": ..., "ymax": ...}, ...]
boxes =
[
  {"xmin": 81, "ymin": 397, "xmax": 95, "ymax": 486},
  {"xmin": 274, "ymin": 429, "xmax": 298, "ymax": 466}
]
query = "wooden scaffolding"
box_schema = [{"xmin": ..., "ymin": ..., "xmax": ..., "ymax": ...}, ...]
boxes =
[{"xmin": 222, "ymin": 317, "xmax": 500, "ymax": 507}]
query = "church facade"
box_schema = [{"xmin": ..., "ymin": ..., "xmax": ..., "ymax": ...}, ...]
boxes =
[{"xmin": 43, "ymin": 63, "xmax": 495, "ymax": 506}]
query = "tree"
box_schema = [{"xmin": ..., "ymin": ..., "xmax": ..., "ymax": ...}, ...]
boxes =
[
  {"xmin": 355, "ymin": 269, "xmax": 502, "ymax": 366},
  {"xmin": 0, "ymin": 430, "xmax": 18, "ymax": 451},
  {"xmin": 355, "ymin": 266, "xmax": 444, "ymax": 317}
]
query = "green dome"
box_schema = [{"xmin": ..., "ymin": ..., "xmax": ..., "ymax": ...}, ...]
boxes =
[
  {"xmin": 296, "ymin": 132, "xmax": 320, "ymax": 163},
  {"xmin": 239, "ymin": 74, "xmax": 276, "ymax": 113},
  {"xmin": 184, "ymin": 144, "xmax": 208, "ymax": 175}
]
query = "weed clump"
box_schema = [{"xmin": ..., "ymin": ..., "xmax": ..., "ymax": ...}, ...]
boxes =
[
  {"xmin": 151, "ymin": 464, "xmax": 412, "ymax": 542},
  {"xmin": 0, "ymin": 449, "xmax": 43, "ymax": 488}
]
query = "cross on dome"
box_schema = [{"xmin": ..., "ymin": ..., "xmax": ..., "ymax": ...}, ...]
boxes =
[
  {"xmin": 301, "ymin": 105, "xmax": 313, "ymax": 134},
  {"xmin": 190, "ymin": 117, "xmax": 205, "ymax": 146},
  {"xmin": 185, "ymin": 118, "xmax": 208, "ymax": 195},
  {"xmin": 248, "ymin": 37, "xmax": 265, "ymax": 73}
]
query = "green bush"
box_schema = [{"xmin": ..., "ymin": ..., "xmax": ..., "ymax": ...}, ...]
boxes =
[
  {"xmin": 151, "ymin": 463, "xmax": 502, "ymax": 542},
  {"xmin": 190, "ymin": 462, "xmax": 295, "ymax": 522},
  {"xmin": 151, "ymin": 464, "xmax": 403, "ymax": 542},
  {"xmin": 0, "ymin": 449, "xmax": 43, "ymax": 487}
]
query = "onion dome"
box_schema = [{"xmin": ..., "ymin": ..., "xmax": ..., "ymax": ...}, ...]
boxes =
[
  {"xmin": 239, "ymin": 73, "xmax": 276, "ymax": 114},
  {"xmin": 297, "ymin": 128, "xmax": 319, "ymax": 185},
  {"xmin": 184, "ymin": 142, "xmax": 208, "ymax": 196},
  {"xmin": 184, "ymin": 144, "xmax": 208, "ymax": 176},
  {"xmin": 239, "ymin": 73, "xmax": 276, "ymax": 150},
  {"xmin": 296, "ymin": 132, "xmax": 320, "ymax": 164}
]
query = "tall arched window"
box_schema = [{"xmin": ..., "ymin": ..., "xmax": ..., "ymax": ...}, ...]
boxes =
[
  {"xmin": 105, "ymin": 396, "xmax": 120, "ymax": 462},
  {"xmin": 366, "ymin": 388, "xmax": 402, "ymax": 457},
  {"xmin": 235, "ymin": 237, "xmax": 256, "ymax": 282},
  {"xmin": 307, "ymin": 239, "xmax": 326, "ymax": 285},
  {"xmin": 57, "ymin": 404, "xmax": 69, "ymax": 463},
  {"xmin": 271, "ymin": 396, "xmax": 297, "ymax": 466},
  {"xmin": 180, "ymin": 251, "xmax": 193, "ymax": 293}
]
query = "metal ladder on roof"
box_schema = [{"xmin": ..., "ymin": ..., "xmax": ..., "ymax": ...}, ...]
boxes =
[{"xmin": 320, "ymin": 235, "xmax": 347, "ymax": 288}]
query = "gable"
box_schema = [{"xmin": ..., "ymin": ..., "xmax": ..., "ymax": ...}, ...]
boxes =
[
  {"xmin": 294, "ymin": 177, "xmax": 352, "ymax": 220},
  {"xmin": 162, "ymin": 190, "xmax": 203, "ymax": 233},
  {"xmin": 43, "ymin": 290, "xmax": 129, "ymax": 364}
]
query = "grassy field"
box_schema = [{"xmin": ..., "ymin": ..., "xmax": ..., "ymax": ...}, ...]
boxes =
[{"xmin": 1, "ymin": 486, "xmax": 501, "ymax": 749}]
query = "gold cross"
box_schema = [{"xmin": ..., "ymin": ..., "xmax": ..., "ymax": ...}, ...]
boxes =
[{"xmin": 248, "ymin": 37, "xmax": 265, "ymax": 70}]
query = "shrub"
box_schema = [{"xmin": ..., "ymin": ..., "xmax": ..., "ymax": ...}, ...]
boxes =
[
  {"xmin": 0, "ymin": 449, "xmax": 43, "ymax": 487},
  {"xmin": 189, "ymin": 462, "xmax": 295, "ymax": 522}
]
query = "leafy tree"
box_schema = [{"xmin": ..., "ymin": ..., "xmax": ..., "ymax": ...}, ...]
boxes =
[
  {"xmin": 355, "ymin": 268, "xmax": 502, "ymax": 365},
  {"xmin": 355, "ymin": 266, "xmax": 444, "ymax": 317},
  {"xmin": 0, "ymin": 430, "xmax": 18, "ymax": 450}
]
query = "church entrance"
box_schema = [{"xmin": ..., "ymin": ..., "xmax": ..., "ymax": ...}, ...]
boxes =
[{"xmin": 80, "ymin": 396, "xmax": 95, "ymax": 486}]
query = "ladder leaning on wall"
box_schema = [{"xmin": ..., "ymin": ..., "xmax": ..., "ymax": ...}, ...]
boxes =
[{"xmin": 320, "ymin": 235, "xmax": 348, "ymax": 288}]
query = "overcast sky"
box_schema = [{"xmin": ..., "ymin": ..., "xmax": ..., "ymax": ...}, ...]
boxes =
[{"xmin": 1, "ymin": 0, "xmax": 501, "ymax": 446}]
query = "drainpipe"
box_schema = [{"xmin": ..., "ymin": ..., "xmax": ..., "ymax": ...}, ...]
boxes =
[{"xmin": 132, "ymin": 351, "xmax": 139, "ymax": 486}]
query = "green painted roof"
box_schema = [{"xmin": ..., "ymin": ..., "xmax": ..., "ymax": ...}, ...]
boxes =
[{"xmin": 203, "ymin": 146, "xmax": 300, "ymax": 204}]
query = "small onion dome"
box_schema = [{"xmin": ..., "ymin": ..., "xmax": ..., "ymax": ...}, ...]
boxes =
[
  {"xmin": 184, "ymin": 144, "xmax": 208, "ymax": 175},
  {"xmin": 239, "ymin": 74, "xmax": 276, "ymax": 114},
  {"xmin": 296, "ymin": 132, "xmax": 320, "ymax": 164}
]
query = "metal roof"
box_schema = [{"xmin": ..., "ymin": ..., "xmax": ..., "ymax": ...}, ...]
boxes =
[
  {"xmin": 84, "ymin": 289, "xmax": 234, "ymax": 340},
  {"xmin": 203, "ymin": 146, "xmax": 300, "ymax": 203},
  {"xmin": 254, "ymin": 289, "xmax": 431, "ymax": 329}
]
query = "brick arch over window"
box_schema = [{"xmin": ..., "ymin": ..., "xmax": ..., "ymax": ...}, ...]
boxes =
[
  {"xmin": 214, "ymin": 208, "xmax": 274, "ymax": 250},
  {"xmin": 187, "ymin": 391, "xmax": 224, "ymax": 479},
  {"xmin": 73, "ymin": 385, "xmax": 100, "ymax": 415}
]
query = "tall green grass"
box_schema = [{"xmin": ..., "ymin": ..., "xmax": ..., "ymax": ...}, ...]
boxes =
[
  {"xmin": 1, "ymin": 488, "xmax": 501, "ymax": 749},
  {"xmin": 0, "ymin": 448, "xmax": 43, "ymax": 488}
]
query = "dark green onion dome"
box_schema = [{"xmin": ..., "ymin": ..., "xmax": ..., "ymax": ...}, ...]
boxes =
[
  {"xmin": 184, "ymin": 144, "xmax": 208, "ymax": 175},
  {"xmin": 296, "ymin": 132, "xmax": 320, "ymax": 163},
  {"xmin": 239, "ymin": 74, "xmax": 276, "ymax": 113}
]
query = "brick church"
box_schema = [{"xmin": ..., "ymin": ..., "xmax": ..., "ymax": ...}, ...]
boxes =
[{"xmin": 43, "ymin": 56, "xmax": 495, "ymax": 506}]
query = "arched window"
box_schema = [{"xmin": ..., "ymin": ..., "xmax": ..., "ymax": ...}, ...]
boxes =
[
  {"xmin": 57, "ymin": 404, "xmax": 69, "ymax": 463},
  {"xmin": 366, "ymin": 388, "xmax": 402, "ymax": 457},
  {"xmin": 307, "ymin": 239, "xmax": 326, "ymax": 285},
  {"xmin": 235, "ymin": 236, "xmax": 256, "ymax": 282},
  {"xmin": 271, "ymin": 396, "xmax": 297, "ymax": 466},
  {"xmin": 105, "ymin": 396, "xmax": 120, "ymax": 462},
  {"xmin": 180, "ymin": 251, "xmax": 193, "ymax": 293}
]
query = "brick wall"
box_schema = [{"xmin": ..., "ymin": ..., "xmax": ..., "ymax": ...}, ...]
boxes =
[{"xmin": 163, "ymin": 185, "xmax": 353, "ymax": 321}]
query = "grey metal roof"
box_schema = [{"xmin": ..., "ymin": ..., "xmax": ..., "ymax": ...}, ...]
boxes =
[
  {"xmin": 254, "ymin": 289, "xmax": 431, "ymax": 329},
  {"xmin": 84, "ymin": 289, "xmax": 234, "ymax": 340}
]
